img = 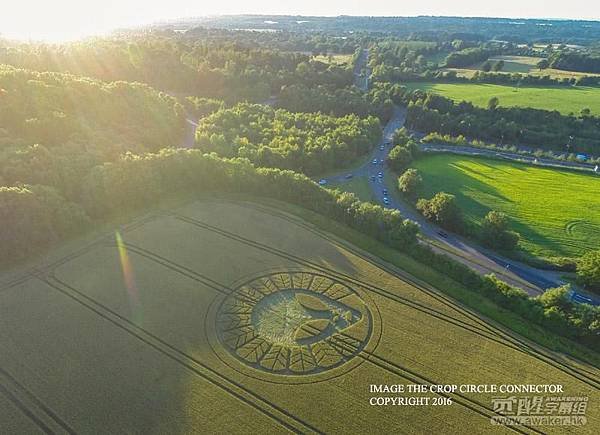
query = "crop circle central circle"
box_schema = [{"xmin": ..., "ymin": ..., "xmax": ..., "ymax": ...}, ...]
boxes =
[{"xmin": 215, "ymin": 272, "xmax": 373, "ymax": 376}]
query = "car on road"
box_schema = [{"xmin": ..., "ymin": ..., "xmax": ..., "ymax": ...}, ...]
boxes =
[
  {"xmin": 382, "ymin": 189, "xmax": 388, "ymax": 195},
  {"xmin": 377, "ymin": 172, "xmax": 383, "ymax": 178},
  {"xmin": 370, "ymin": 175, "xmax": 376, "ymax": 181},
  {"xmin": 380, "ymin": 145, "xmax": 384, "ymax": 151},
  {"xmin": 372, "ymin": 159, "xmax": 378, "ymax": 165},
  {"xmin": 345, "ymin": 174, "xmax": 353, "ymax": 179},
  {"xmin": 318, "ymin": 179, "xmax": 327, "ymax": 186},
  {"xmin": 437, "ymin": 230, "xmax": 449, "ymax": 238},
  {"xmin": 383, "ymin": 198, "xmax": 390, "ymax": 205}
]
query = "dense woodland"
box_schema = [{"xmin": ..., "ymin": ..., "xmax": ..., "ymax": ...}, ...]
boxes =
[
  {"xmin": 0, "ymin": 35, "xmax": 353, "ymax": 103},
  {"xmin": 402, "ymin": 90, "xmax": 600, "ymax": 155},
  {"xmin": 549, "ymin": 50, "xmax": 600, "ymax": 73},
  {"xmin": 195, "ymin": 103, "xmax": 381, "ymax": 174},
  {"xmin": 0, "ymin": 65, "xmax": 185, "ymax": 199}
]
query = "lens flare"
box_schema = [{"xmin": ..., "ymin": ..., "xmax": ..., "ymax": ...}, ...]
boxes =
[{"xmin": 115, "ymin": 231, "xmax": 143, "ymax": 325}]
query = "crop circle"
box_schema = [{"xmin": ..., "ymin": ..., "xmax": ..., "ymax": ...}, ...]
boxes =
[{"xmin": 214, "ymin": 272, "xmax": 374, "ymax": 377}]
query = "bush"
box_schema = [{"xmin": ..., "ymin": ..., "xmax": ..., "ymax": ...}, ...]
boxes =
[
  {"xmin": 577, "ymin": 250, "xmax": 600, "ymax": 293},
  {"xmin": 416, "ymin": 192, "xmax": 463, "ymax": 231},
  {"xmin": 397, "ymin": 168, "xmax": 422, "ymax": 200},
  {"xmin": 480, "ymin": 211, "xmax": 519, "ymax": 251}
]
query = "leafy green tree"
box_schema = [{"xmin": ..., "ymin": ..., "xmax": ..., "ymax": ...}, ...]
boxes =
[
  {"xmin": 537, "ymin": 59, "xmax": 550, "ymax": 70},
  {"xmin": 397, "ymin": 168, "xmax": 422, "ymax": 200},
  {"xmin": 392, "ymin": 127, "xmax": 411, "ymax": 146},
  {"xmin": 577, "ymin": 250, "xmax": 600, "ymax": 293},
  {"xmin": 387, "ymin": 146, "xmax": 413, "ymax": 173},
  {"xmin": 482, "ymin": 61, "xmax": 493, "ymax": 72},
  {"xmin": 538, "ymin": 285, "xmax": 572, "ymax": 311},
  {"xmin": 416, "ymin": 192, "xmax": 463, "ymax": 231},
  {"xmin": 480, "ymin": 211, "xmax": 519, "ymax": 250}
]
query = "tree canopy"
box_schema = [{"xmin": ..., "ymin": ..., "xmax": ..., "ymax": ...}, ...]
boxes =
[{"xmin": 195, "ymin": 103, "xmax": 381, "ymax": 174}]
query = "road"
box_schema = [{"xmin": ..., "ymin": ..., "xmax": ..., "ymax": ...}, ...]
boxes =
[
  {"xmin": 321, "ymin": 107, "xmax": 600, "ymax": 305},
  {"xmin": 181, "ymin": 118, "xmax": 198, "ymax": 149},
  {"xmin": 353, "ymin": 49, "xmax": 370, "ymax": 91}
]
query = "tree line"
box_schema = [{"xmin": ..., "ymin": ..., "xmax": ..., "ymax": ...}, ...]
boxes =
[
  {"xmin": 548, "ymin": 51, "xmax": 600, "ymax": 74},
  {"xmin": 402, "ymin": 90, "xmax": 600, "ymax": 155}
]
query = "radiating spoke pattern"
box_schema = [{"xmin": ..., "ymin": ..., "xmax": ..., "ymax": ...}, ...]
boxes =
[{"xmin": 216, "ymin": 272, "xmax": 373, "ymax": 375}]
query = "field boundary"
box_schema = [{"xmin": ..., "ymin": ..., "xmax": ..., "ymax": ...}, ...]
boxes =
[{"xmin": 184, "ymin": 200, "xmax": 600, "ymax": 384}]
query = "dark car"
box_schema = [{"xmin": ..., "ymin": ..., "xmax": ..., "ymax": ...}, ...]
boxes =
[
  {"xmin": 437, "ymin": 230, "xmax": 449, "ymax": 238},
  {"xmin": 345, "ymin": 174, "xmax": 353, "ymax": 179}
]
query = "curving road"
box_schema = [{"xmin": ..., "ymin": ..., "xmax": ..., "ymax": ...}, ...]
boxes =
[{"xmin": 321, "ymin": 107, "xmax": 600, "ymax": 305}]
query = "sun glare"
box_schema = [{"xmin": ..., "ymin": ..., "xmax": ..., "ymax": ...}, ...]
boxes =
[{"xmin": 0, "ymin": 1, "xmax": 149, "ymax": 43}]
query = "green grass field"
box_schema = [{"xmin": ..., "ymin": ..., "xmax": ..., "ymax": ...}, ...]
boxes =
[
  {"xmin": 313, "ymin": 54, "xmax": 353, "ymax": 65},
  {"xmin": 443, "ymin": 55, "xmax": 600, "ymax": 80},
  {"xmin": 328, "ymin": 176, "xmax": 375, "ymax": 202},
  {"xmin": 405, "ymin": 81, "xmax": 600, "ymax": 115},
  {"xmin": 413, "ymin": 154, "xmax": 600, "ymax": 259},
  {"xmin": 2, "ymin": 198, "xmax": 599, "ymax": 432}
]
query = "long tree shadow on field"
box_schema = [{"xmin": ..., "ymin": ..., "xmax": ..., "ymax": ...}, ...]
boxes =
[{"xmin": 433, "ymin": 161, "xmax": 571, "ymax": 259}]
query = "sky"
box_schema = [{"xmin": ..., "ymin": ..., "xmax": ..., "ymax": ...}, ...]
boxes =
[{"xmin": 2, "ymin": 0, "xmax": 600, "ymax": 42}]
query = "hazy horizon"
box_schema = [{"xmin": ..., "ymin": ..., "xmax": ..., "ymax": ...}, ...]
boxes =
[{"xmin": 2, "ymin": 0, "xmax": 600, "ymax": 42}]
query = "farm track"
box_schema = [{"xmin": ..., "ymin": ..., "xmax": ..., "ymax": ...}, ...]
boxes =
[
  {"xmin": 0, "ymin": 214, "xmax": 159, "ymax": 295},
  {"xmin": 301, "ymin": 324, "xmax": 541, "ymax": 435},
  {"xmin": 0, "ymin": 367, "xmax": 76, "ymax": 434},
  {"xmin": 172, "ymin": 208, "xmax": 600, "ymax": 389},
  {"xmin": 40, "ymin": 274, "xmax": 322, "ymax": 435},
  {"xmin": 119, "ymin": 238, "xmax": 537, "ymax": 432}
]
